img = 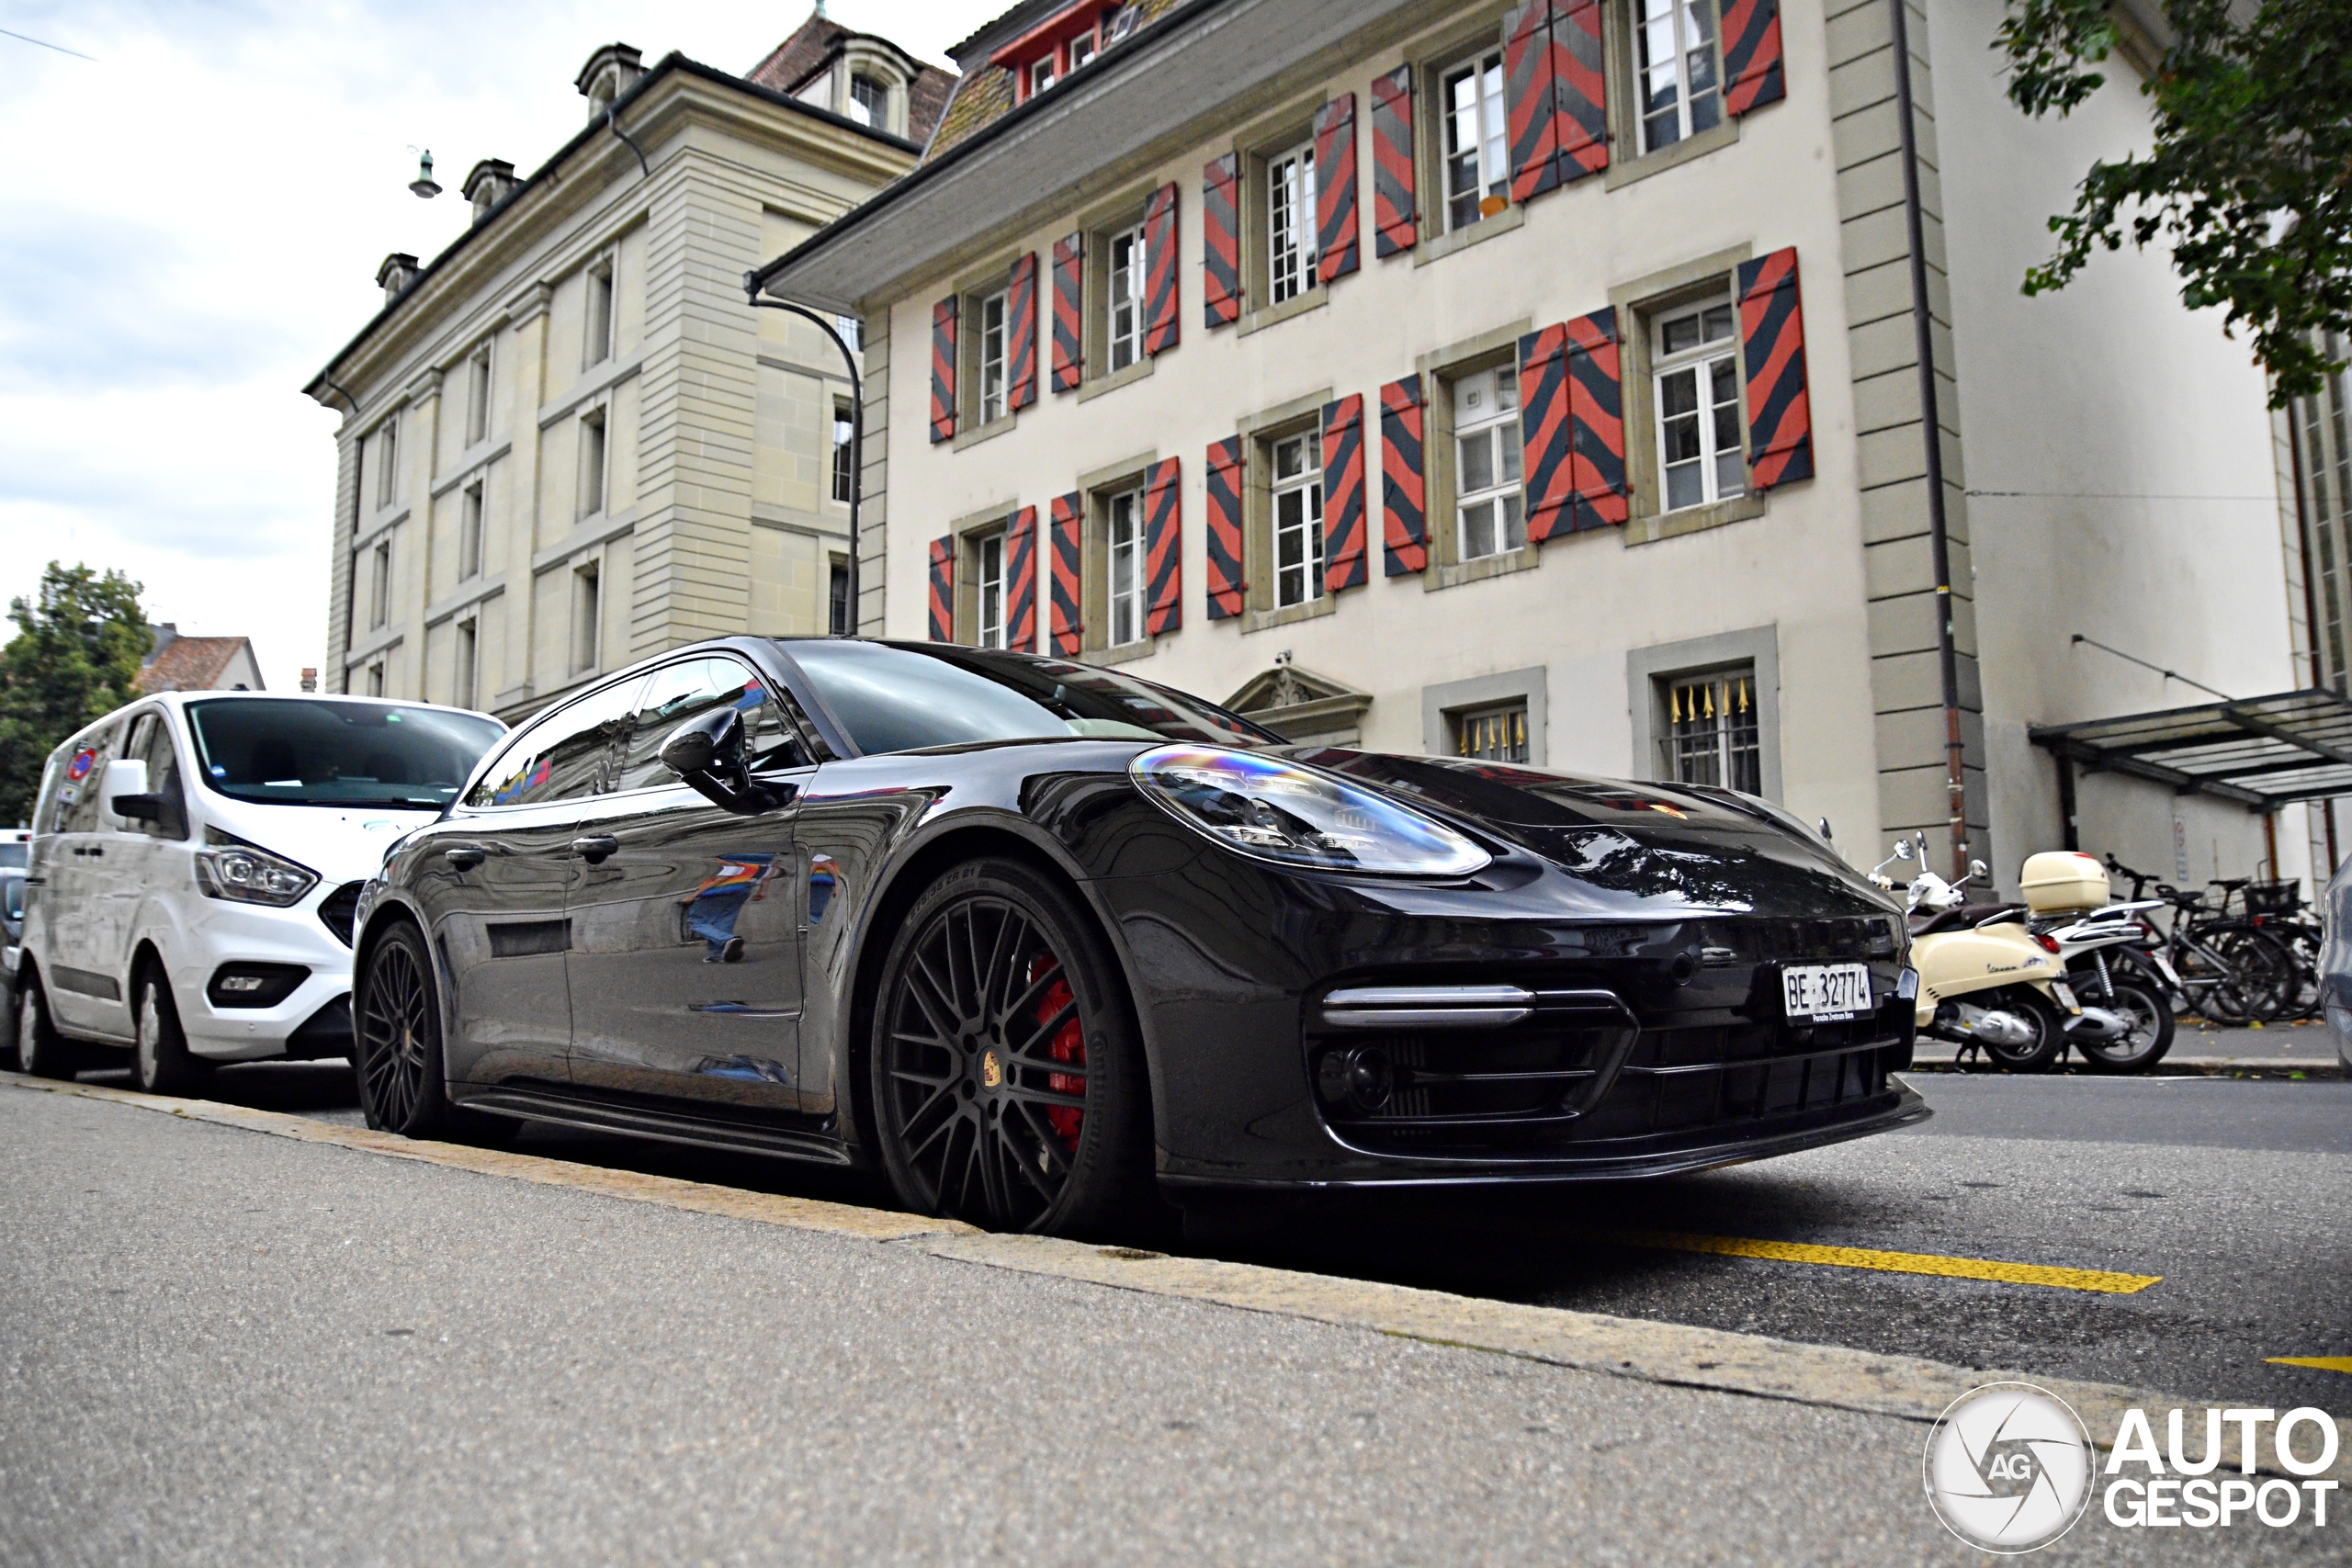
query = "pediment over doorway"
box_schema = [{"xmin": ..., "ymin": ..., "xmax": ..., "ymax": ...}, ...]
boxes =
[{"xmin": 1224, "ymin": 660, "xmax": 1372, "ymax": 747}]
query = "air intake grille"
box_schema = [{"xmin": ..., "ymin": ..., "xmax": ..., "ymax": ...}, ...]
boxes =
[{"xmin": 318, "ymin": 882, "xmax": 364, "ymax": 947}]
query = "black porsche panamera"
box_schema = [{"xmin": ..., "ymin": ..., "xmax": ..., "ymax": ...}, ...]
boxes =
[{"xmin": 351, "ymin": 637, "xmax": 1926, "ymax": 1235}]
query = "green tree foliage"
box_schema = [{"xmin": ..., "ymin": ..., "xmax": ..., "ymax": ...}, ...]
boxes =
[
  {"xmin": 0, "ymin": 563, "xmax": 150, "ymax": 826},
  {"xmin": 1996, "ymin": 0, "xmax": 2352, "ymax": 404}
]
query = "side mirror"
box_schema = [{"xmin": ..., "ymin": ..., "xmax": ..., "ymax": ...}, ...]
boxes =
[
  {"xmin": 660, "ymin": 707, "xmax": 791, "ymax": 816},
  {"xmin": 1894, "ymin": 839, "xmax": 1914, "ymax": 862},
  {"xmin": 1969, "ymin": 859, "xmax": 1989, "ymax": 881},
  {"xmin": 99, "ymin": 758, "xmax": 148, "ymax": 826},
  {"xmin": 1816, "ymin": 817, "xmax": 1833, "ymax": 842}
]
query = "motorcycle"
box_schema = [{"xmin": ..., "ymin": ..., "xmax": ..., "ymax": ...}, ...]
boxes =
[{"xmin": 1872, "ymin": 840, "xmax": 2126, "ymax": 1071}]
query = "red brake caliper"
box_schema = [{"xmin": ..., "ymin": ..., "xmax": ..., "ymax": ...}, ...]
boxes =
[{"xmin": 1029, "ymin": 953, "xmax": 1085, "ymax": 1153}]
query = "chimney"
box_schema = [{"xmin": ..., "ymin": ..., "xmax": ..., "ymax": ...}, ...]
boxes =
[
  {"xmin": 376, "ymin": 252, "xmax": 423, "ymax": 303},
  {"xmin": 575, "ymin": 43, "xmax": 645, "ymax": 124},
  {"xmin": 464, "ymin": 159, "xmax": 519, "ymax": 225},
  {"xmin": 300, "ymin": 668, "xmax": 319, "ymax": 693}
]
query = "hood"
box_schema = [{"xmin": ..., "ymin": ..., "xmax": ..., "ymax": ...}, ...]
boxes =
[
  {"xmin": 197, "ymin": 796, "xmax": 442, "ymax": 886},
  {"xmin": 1296, "ymin": 750, "xmax": 1897, "ymax": 920}
]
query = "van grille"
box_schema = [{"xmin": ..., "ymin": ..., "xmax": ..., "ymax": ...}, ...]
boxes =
[{"xmin": 318, "ymin": 883, "xmax": 364, "ymax": 947}]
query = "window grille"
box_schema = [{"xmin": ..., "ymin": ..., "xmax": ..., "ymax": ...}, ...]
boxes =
[
  {"xmin": 1662, "ymin": 668, "xmax": 1760, "ymax": 794},
  {"xmin": 1457, "ymin": 705, "xmax": 1529, "ymax": 763},
  {"xmin": 1267, "ymin": 140, "xmax": 1318, "ymax": 305}
]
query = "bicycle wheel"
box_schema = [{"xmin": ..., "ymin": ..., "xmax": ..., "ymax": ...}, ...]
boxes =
[{"xmin": 2209, "ymin": 929, "xmax": 2297, "ymax": 1023}]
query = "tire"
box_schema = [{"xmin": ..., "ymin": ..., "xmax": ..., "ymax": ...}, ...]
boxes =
[
  {"xmin": 353, "ymin": 921, "xmax": 457, "ymax": 1138},
  {"xmin": 130, "ymin": 964, "xmax": 209, "ymax": 1097},
  {"xmin": 1983, "ymin": 986, "xmax": 2065, "ymax": 1072},
  {"xmin": 2210, "ymin": 930, "xmax": 2295, "ymax": 1023},
  {"xmin": 2071, "ymin": 973, "xmax": 2175, "ymax": 1074},
  {"xmin": 0, "ymin": 981, "xmax": 17, "ymax": 1069},
  {"xmin": 16, "ymin": 975, "xmax": 84, "ymax": 1080},
  {"xmin": 869, "ymin": 858, "xmax": 1152, "ymax": 1237}
]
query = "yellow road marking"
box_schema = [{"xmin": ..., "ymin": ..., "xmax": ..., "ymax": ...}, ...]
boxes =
[
  {"xmin": 1588, "ymin": 1227, "xmax": 2163, "ymax": 1294},
  {"xmin": 2267, "ymin": 1357, "xmax": 2352, "ymax": 1374}
]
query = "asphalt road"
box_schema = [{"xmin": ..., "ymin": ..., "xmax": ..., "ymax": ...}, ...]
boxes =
[{"xmin": 2, "ymin": 1083, "xmax": 2335, "ymax": 1566}]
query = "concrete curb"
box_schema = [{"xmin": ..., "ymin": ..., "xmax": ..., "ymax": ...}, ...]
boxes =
[{"xmin": 8, "ymin": 1071, "xmax": 2345, "ymax": 1483}]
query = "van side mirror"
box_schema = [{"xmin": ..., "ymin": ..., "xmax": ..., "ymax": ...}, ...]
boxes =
[{"xmin": 660, "ymin": 707, "xmax": 792, "ymax": 816}]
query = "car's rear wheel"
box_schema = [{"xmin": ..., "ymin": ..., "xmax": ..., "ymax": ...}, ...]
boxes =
[
  {"xmin": 870, "ymin": 859, "xmax": 1150, "ymax": 1236},
  {"xmin": 131, "ymin": 964, "xmax": 209, "ymax": 1097},
  {"xmin": 354, "ymin": 922, "xmax": 454, "ymax": 1137},
  {"xmin": 16, "ymin": 975, "xmax": 82, "ymax": 1080}
]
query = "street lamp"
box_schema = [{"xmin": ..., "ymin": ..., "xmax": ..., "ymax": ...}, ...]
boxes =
[{"xmin": 743, "ymin": 277, "xmax": 860, "ymax": 635}]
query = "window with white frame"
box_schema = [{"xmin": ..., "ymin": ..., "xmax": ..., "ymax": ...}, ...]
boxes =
[
  {"xmin": 978, "ymin": 288, "xmax": 1009, "ymax": 424},
  {"xmin": 831, "ymin": 400, "xmax": 855, "ymax": 502},
  {"xmin": 572, "ymin": 562, "xmax": 601, "ymax": 675},
  {"xmin": 459, "ymin": 481, "xmax": 484, "ymax": 581},
  {"xmin": 1440, "ymin": 48, "xmax": 1510, "ymax": 231},
  {"xmin": 1455, "ymin": 703, "xmax": 1530, "ymax": 762},
  {"xmin": 849, "ymin": 73, "xmax": 888, "ymax": 127},
  {"xmin": 1660, "ymin": 665, "xmax": 1760, "ymax": 793},
  {"xmin": 368, "ymin": 540, "xmax": 391, "ymax": 629},
  {"xmin": 374, "ymin": 420, "xmax": 399, "ymax": 510},
  {"xmin": 1453, "ymin": 367, "xmax": 1524, "ymax": 559},
  {"xmin": 1106, "ymin": 487, "xmax": 1148, "ymax": 645},
  {"xmin": 1266, "ymin": 139, "xmax": 1318, "ymax": 306},
  {"xmin": 1271, "ymin": 431, "xmax": 1324, "ymax": 608},
  {"xmin": 835, "ymin": 314, "xmax": 862, "ymax": 354},
  {"xmin": 579, "ymin": 408, "xmax": 608, "ymax": 518},
  {"xmin": 1654, "ymin": 296, "xmax": 1744, "ymax": 512},
  {"xmin": 454, "ymin": 618, "xmax": 478, "ymax": 709},
  {"xmin": 976, "ymin": 532, "xmax": 1007, "ymax": 649},
  {"xmin": 1068, "ymin": 32, "xmax": 1098, "ymax": 72},
  {"xmin": 466, "ymin": 344, "xmax": 492, "ymax": 446},
  {"xmin": 1635, "ymin": 0, "xmax": 1725, "ymax": 153},
  {"xmin": 584, "ymin": 257, "xmax": 615, "ymax": 367},
  {"xmin": 1031, "ymin": 57, "xmax": 1056, "ymax": 95},
  {"xmin": 1107, "ymin": 222, "xmax": 1148, "ymax": 372}
]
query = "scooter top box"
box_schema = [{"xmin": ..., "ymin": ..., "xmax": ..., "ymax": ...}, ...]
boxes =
[{"xmin": 2019, "ymin": 851, "xmax": 2111, "ymax": 914}]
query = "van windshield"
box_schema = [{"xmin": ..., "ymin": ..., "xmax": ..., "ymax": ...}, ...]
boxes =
[
  {"xmin": 187, "ymin": 699, "xmax": 505, "ymax": 809},
  {"xmin": 0, "ymin": 844, "xmax": 25, "ymax": 871}
]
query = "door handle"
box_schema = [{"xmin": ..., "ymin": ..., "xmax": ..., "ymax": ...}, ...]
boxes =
[
  {"xmin": 443, "ymin": 844, "xmax": 488, "ymax": 870},
  {"xmin": 571, "ymin": 836, "xmax": 620, "ymax": 864}
]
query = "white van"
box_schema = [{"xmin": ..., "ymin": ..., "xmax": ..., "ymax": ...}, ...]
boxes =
[{"xmin": 12, "ymin": 693, "xmax": 503, "ymax": 1091}]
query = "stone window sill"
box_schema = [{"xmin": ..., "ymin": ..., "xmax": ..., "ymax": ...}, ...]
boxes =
[
  {"xmin": 1623, "ymin": 491, "xmax": 1767, "ymax": 547},
  {"xmin": 1603, "ymin": 119, "xmax": 1739, "ymax": 192},
  {"xmin": 1427, "ymin": 544, "xmax": 1539, "ymax": 592},
  {"xmin": 952, "ymin": 412, "xmax": 1018, "ymax": 453},
  {"xmin": 1078, "ymin": 356, "xmax": 1154, "ymax": 404},
  {"xmin": 1089, "ymin": 636, "xmax": 1159, "ymax": 666},
  {"xmin": 1238, "ymin": 288, "xmax": 1328, "ymax": 339},
  {"xmin": 1243, "ymin": 594, "xmax": 1337, "ymax": 635},
  {"xmin": 1412, "ymin": 203, "xmax": 1525, "ymax": 268}
]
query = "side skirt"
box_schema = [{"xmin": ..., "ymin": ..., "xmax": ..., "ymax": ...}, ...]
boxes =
[{"xmin": 455, "ymin": 1082, "xmax": 856, "ymax": 1168}]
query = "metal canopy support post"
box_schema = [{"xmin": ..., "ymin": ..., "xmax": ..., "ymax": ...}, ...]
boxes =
[{"xmin": 744, "ymin": 282, "xmax": 860, "ymax": 634}]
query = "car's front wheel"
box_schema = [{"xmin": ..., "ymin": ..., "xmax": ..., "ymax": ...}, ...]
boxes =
[
  {"xmin": 354, "ymin": 921, "xmax": 456, "ymax": 1137},
  {"xmin": 870, "ymin": 859, "xmax": 1151, "ymax": 1236},
  {"xmin": 131, "ymin": 964, "xmax": 209, "ymax": 1097}
]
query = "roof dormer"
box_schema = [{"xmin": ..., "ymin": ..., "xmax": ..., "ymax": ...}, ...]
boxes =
[
  {"xmin": 463, "ymin": 159, "xmax": 519, "ymax": 225},
  {"xmin": 575, "ymin": 42, "xmax": 645, "ymax": 123},
  {"xmin": 376, "ymin": 253, "xmax": 422, "ymax": 304},
  {"xmin": 996, "ymin": 2, "xmax": 1129, "ymax": 105}
]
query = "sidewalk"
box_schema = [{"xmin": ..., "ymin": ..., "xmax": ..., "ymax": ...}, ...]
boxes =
[{"xmin": 1911, "ymin": 1020, "xmax": 2345, "ymax": 1076}]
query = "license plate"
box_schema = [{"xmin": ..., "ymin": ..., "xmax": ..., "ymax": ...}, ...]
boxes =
[
  {"xmin": 1781, "ymin": 963, "xmax": 1872, "ymax": 1021},
  {"xmin": 2051, "ymin": 980, "xmax": 2080, "ymax": 1013}
]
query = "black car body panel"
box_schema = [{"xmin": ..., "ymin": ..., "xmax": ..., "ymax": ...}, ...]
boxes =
[{"xmin": 357, "ymin": 637, "xmax": 1922, "ymax": 1193}]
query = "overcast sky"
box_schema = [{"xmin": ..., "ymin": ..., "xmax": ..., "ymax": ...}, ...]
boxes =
[{"xmin": 0, "ymin": 0, "xmax": 971, "ymax": 694}]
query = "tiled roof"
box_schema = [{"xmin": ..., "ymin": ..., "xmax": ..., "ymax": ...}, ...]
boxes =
[
  {"xmin": 925, "ymin": 0, "xmax": 1192, "ymax": 162},
  {"xmin": 139, "ymin": 636, "xmax": 254, "ymax": 694},
  {"xmin": 748, "ymin": 9, "xmax": 956, "ymax": 146}
]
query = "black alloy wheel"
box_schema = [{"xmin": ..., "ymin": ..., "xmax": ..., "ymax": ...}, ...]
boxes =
[
  {"xmin": 871, "ymin": 860, "xmax": 1149, "ymax": 1236},
  {"xmin": 2071, "ymin": 970, "xmax": 2175, "ymax": 1074},
  {"xmin": 15, "ymin": 976, "xmax": 81, "ymax": 1080},
  {"xmin": 131, "ymin": 963, "xmax": 209, "ymax": 1097},
  {"xmin": 354, "ymin": 922, "xmax": 453, "ymax": 1137},
  {"xmin": 1982, "ymin": 986, "xmax": 2065, "ymax": 1072}
]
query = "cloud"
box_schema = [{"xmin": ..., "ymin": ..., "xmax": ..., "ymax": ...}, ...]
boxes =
[{"xmin": 0, "ymin": 0, "xmax": 970, "ymax": 692}]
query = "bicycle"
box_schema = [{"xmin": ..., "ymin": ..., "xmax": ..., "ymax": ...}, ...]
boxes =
[{"xmin": 2103, "ymin": 857, "xmax": 2299, "ymax": 1024}]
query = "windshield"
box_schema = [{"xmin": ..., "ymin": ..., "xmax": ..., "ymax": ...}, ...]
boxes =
[
  {"xmin": 187, "ymin": 699, "xmax": 506, "ymax": 808},
  {"xmin": 779, "ymin": 641, "xmax": 1277, "ymax": 757},
  {"xmin": 0, "ymin": 843, "xmax": 24, "ymax": 871}
]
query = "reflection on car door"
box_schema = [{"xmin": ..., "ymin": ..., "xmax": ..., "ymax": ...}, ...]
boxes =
[
  {"xmin": 434, "ymin": 679, "xmax": 640, "ymax": 1087},
  {"xmin": 565, "ymin": 657, "xmax": 811, "ymax": 1112},
  {"xmin": 43, "ymin": 721, "xmax": 124, "ymax": 1035}
]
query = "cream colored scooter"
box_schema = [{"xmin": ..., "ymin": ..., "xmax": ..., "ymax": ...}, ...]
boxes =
[{"xmin": 1873, "ymin": 839, "xmax": 2087, "ymax": 1072}]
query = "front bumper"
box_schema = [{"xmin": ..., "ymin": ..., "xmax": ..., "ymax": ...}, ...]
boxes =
[{"xmin": 169, "ymin": 884, "xmax": 361, "ymax": 1061}]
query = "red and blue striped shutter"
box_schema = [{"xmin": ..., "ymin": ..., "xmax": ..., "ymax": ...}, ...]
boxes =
[
  {"xmin": 1370, "ymin": 68, "xmax": 1417, "ymax": 258},
  {"xmin": 1144, "ymin": 183, "xmax": 1180, "ymax": 356},
  {"xmin": 1736, "ymin": 247, "xmax": 1815, "ymax": 489},
  {"xmin": 927, "ymin": 537, "xmax": 954, "ymax": 641},
  {"xmin": 1503, "ymin": 1, "xmax": 1561, "ymax": 205},
  {"xmin": 1050, "ymin": 233, "xmax": 1084, "ymax": 392},
  {"xmin": 1320, "ymin": 394, "xmax": 1368, "ymax": 593},
  {"xmin": 1006, "ymin": 254, "xmax": 1039, "ymax": 411},
  {"xmin": 1313, "ymin": 95, "xmax": 1360, "ymax": 284},
  {"xmin": 1204, "ymin": 438, "xmax": 1246, "ymax": 619},
  {"xmin": 1555, "ymin": 0, "xmax": 1608, "ymax": 183},
  {"xmin": 1203, "ymin": 154, "xmax": 1241, "ymax": 327},
  {"xmin": 1005, "ymin": 505, "xmax": 1039, "ymax": 652},
  {"xmin": 1143, "ymin": 457, "xmax": 1182, "ymax": 637},
  {"xmin": 1519, "ymin": 324, "xmax": 1573, "ymax": 541},
  {"xmin": 928, "ymin": 298, "xmax": 957, "ymax": 444},
  {"xmin": 1565, "ymin": 307, "xmax": 1629, "ymax": 530},
  {"xmin": 1723, "ymin": 0, "xmax": 1788, "ymax": 116},
  {"xmin": 1048, "ymin": 492, "xmax": 1084, "ymax": 655},
  {"xmin": 1380, "ymin": 376, "xmax": 1427, "ymax": 575}
]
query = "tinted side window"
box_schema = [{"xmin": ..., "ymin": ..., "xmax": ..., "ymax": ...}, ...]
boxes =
[
  {"xmin": 55, "ymin": 725, "xmax": 121, "ymax": 834},
  {"xmin": 466, "ymin": 679, "xmax": 642, "ymax": 808},
  {"xmin": 134, "ymin": 711, "xmax": 190, "ymax": 840},
  {"xmin": 30, "ymin": 750, "xmax": 66, "ymax": 836},
  {"xmin": 617, "ymin": 658, "xmax": 808, "ymax": 793}
]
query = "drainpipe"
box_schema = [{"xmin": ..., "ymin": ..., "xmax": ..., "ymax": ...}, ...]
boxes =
[
  {"xmin": 1887, "ymin": 0, "xmax": 1968, "ymax": 880},
  {"xmin": 744, "ymin": 282, "xmax": 861, "ymax": 632},
  {"xmin": 605, "ymin": 106, "xmax": 651, "ymax": 178}
]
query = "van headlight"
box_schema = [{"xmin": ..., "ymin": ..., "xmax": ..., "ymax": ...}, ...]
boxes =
[
  {"xmin": 195, "ymin": 829, "xmax": 319, "ymax": 907},
  {"xmin": 1130, "ymin": 744, "xmax": 1490, "ymax": 877}
]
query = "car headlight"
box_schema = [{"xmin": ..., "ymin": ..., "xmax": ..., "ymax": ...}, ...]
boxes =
[
  {"xmin": 194, "ymin": 829, "xmax": 320, "ymax": 908},
  {"xmin": 1130, "ymin": 744, "xmax": 1490, "ymax": 877}
]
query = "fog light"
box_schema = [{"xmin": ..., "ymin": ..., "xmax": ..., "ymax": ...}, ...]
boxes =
[{"xmin": 1317, "ymin": 1046, "xmax": 1393, "ymax": 1113}]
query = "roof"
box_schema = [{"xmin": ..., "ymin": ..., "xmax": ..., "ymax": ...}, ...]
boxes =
[
  {"xmin": 745, "ymin": 12, "xmax": 955, "ymax": 146},
  {"xmin": 926, "ymin": 0, "xmax": 1190, "ymax": 160},
  {"xmin": 139, "ymin": 634, "xmax": 258, "ymax": 694},
  {"xmin": 304, "ymin": 49, "xmax": 922, "ymax": 404},
  {"xmin": 2029, "ymin": 690, "xmax": 2352, "ymax": 807}
]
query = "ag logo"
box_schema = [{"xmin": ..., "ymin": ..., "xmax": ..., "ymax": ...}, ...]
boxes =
[{"xmin": 1924, "ymin": 1382, "xmax": 2094, "ymax": 1552}]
